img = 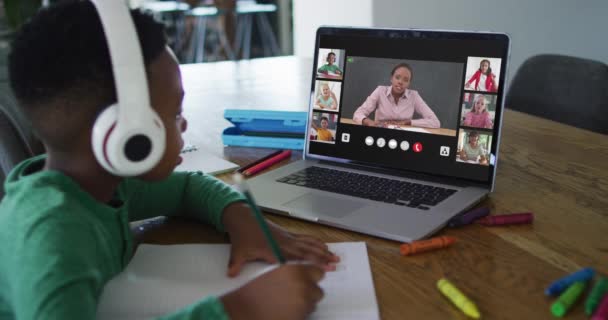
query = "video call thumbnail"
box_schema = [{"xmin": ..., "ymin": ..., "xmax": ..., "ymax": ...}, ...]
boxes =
[
  {"xmin": 339, "ymin": 56, "xmax": 462, "ymax": 137},
  {"xmin": 317, "ymin": 48, "xmax": 345, "ymax": 80},
  {"xmin": 464, "ymin": 57, "xmax": 502, "ymax": 93},
  {"xmin": 313, "ymin": 80, "xmax": 342, "ymax": 112},
  {"xmin": 460, "ymin": 93, "xmax": 497, "ymax": 129},
  {"xmin": 456, "ymin": 129, "xmax": 493, "ymax": 166},
  {"xmin": 310, "ymin": 112, "xmax": 338, "ymax": 144}
]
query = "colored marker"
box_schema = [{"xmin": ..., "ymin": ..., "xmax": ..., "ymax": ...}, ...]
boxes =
[
  {"xmin": 476, "ymin": 212, "xmax": 534, "ymax": 226},
  {"xmin": 400, "ymin": 236, "xmax": 456, "ymax": 256},
  {"xmin": 243, "ymin": 150, "xmax": 291, "ymax": 177},
  {"xmin": 551, "ymin": 281, "xmax": 587, "ymax": 317},
  {"xmin": 448, "ymin": 207, "xmax": 490, "ymax": 227},
  {"xmin": 587, "ymin": 277, "xmax": 608, "ymax": 315},
  {"xmin": 545, "ymin": 267, "xmax": 595, "ymax": 296},
  {"xmin": 592, "ymin": 294, "xmax": 608, "ymax": 320},
  {"xmin": 437, "ymin": 278, "xmax": 481, "ymax": 319}
]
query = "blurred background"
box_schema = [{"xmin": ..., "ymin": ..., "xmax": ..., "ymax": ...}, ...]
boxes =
[{"xmin": 1, "ymin": 0, "xmax": 607, "ymax": 133}]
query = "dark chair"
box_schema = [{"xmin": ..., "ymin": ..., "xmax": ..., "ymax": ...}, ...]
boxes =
[
  {"xmin": 0, "ymin": 97, "xmax": 44, "ymax": 200},
  {"xmin": 505, "ymin": 54, "xmax": 608, "ymax": 134}
]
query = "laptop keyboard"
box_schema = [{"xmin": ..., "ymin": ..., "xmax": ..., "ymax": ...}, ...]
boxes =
[{"xmin": 276, "ymin": 166, "xmax": 457, "ymax": 210}]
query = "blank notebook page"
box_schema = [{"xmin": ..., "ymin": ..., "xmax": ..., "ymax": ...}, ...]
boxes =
[{"xmin": 97, "ymin": 242, "xmax": 379, "ymax": 320}]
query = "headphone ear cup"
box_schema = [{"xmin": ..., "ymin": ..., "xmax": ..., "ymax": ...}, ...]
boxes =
[
  {"xmin": 92, "ymin": 104, "xmax": 166, "ymax": 177},
  {"xmin": 92, "ymin": 105, "xmax": 120, "ymax": 175}
]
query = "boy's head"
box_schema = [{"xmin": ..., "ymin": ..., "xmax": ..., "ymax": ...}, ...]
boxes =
[{"xmin": 9, "ymin": 1, "xmax": 187, "ymax": 180}]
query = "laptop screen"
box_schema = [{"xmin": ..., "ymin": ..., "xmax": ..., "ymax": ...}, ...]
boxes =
[{"xmin": 306, "ymin": 27, "xmax": 510, "ymax": 184}]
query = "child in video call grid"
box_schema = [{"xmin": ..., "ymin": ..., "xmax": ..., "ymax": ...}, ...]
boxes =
[
  {"xmin": 315, "ymin": 82, "xmax": 337, "ymax": 110},
  {"xmin": 459, "ymin": 131, "xmax": 488, "ymax": 164},
  {"xmin": 0, "ymin": 3, "xmax": 339, "ymax": 320},
  {"xmin": 465, "ymin": 59, "xmax": 498, "ymax": 92},
  {"xmin": 353, "ymin": 63, "xmax": 440, "ymax": 128},
  {"xmin": 317, "ymin": 52, "xmax": 343, "ymax": 75},
  {"xmin": 311, "ymin": 116, "xmax": 335, "ymax": 141},
  {"xmin": 463, "ymin": 94, "xmax": 494, "ymax": 129}
]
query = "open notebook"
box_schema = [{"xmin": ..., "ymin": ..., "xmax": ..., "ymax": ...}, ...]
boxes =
[
  {"xmin": 175, "ymin": 144, "xmax": 239, "ymax": 175},
  {"xmin": 97, "ymin": 242, "xmax": 379, "ymax": 320}
]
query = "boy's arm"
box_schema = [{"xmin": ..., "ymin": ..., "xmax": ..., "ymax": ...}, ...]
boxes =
[
  {"xmin": 11, "ymin": 218, "xmax": 104, "ymax": 320},
  {"xmin": 123, "ymin": 171, "xmax": 245, "ymax": 231}
]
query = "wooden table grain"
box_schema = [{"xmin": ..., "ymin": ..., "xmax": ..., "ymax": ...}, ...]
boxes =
[{"xmin": 136, "ymin": 56, "xmax": 608, "ymax": 320}]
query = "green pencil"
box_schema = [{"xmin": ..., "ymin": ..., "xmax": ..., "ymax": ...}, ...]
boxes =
[{"xmin": 233, "ymin": 173, "xmax": 286, "ymax": 264}]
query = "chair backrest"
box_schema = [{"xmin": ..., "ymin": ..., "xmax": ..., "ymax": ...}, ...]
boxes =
[
  {"xmin": 506, "ymin": 54, "xmax": 608, "ymax": 134},
  {"xmin": 0, "ymin": 96, "xmax": 44, "ymax": 200}
]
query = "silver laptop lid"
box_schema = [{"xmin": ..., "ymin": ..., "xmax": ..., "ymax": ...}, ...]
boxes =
[{"xmin": 304, "ymin": 27, "xmax": 510, "ymax": 190}]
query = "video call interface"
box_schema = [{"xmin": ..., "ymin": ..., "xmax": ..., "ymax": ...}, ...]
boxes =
[{"xmin": 307, "ymin": 33, "xmax": 508, "ymax": 182}]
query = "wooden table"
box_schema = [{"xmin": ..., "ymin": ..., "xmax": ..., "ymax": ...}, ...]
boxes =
[{"xmin": 137, "ymin": 56, "xmax": 608, "ymax": 319}]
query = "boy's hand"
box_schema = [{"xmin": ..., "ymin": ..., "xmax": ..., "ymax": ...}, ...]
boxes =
[
  {"xmin": 220, "ymin": 264, "xmax": 325, "ymax": 320},
  {"xmin": 222, "ymin": 203, "xmax": 340, "ymax": 277}
]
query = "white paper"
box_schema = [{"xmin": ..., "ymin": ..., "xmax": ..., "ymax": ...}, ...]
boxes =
[
  {"xmin": 97, "ymin": 242, "xmax": 378, "ymax": 320},
  {"xmin": 175, "ymin": 144, "xmax": 238, "ymax": 175}
]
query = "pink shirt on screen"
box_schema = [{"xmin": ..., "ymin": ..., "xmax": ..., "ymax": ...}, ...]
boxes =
[
  {"xmin": 463, "ymin": 111, "xmax": 493, "ymax": 129},
  {"xmin": 353, "ymin": 86, "xmax": 440, "ymax": 128}
]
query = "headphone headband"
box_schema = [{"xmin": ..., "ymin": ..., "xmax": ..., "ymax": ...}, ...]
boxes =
[{"xmin": 90, "ymin": 0, "xmax": 150, "ymax": 122}]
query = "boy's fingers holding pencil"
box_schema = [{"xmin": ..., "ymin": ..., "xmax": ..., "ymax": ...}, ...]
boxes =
[
  {"xmin": 227, "ymin": 249, "xmax": 278, "ymax": 277},
  {"xmin": 285, "ymin": 242, "xmax": 338, "ymax": 271}
]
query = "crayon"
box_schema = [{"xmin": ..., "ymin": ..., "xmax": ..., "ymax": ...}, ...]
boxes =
[
  {"xmin": 448, "ymin": 207, "xmax": 490, "ymax": 227},
  {"xmin": 237, "ymin": 150, "xmax": 284, "ymax": 173},
  {"xmin": 400, "ymin": 236, "xmax": 456, "ymax": 256},
  {"xmin": 476, "ymin": 213, "xmax": 534, "ymax": 226},
  {"xmin": 587, "ymin": 277, "xmax": 608, "ymax": 315},
  {"xmin": 243, "ymin": 150, "xmax": 292, "ymax": 177},
  {"xmin": 437, "ymin": 278, "xmax": 481, "ymax": 319},
  {"xmin": 545, "ymin": 267, "xmax": 595, "ymax": 296},
  {"xmin": 551, "ymin": 281, "xmax": 587, "ymax": 317},
  {"xmin": 591, "ymin": 294, "xmax": 608, "ymax": 320}
]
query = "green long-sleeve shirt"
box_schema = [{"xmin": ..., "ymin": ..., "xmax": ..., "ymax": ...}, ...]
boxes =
[{"xmin": 0, "ymin": 155, "xmax": 245, "ymax": 319}]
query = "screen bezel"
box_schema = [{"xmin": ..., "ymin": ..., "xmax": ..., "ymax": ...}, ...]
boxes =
[{"xmin": 304, "ymin": 26, "xmax": 511, "ymax": 190}]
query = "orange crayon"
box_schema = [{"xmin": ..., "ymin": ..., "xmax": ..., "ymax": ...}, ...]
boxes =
[{"xmin": 400, "ymin": 236, "xmax": 456, "ymax": 256}]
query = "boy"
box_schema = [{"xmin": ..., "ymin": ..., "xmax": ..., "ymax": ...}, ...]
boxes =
[
  {"xmin": 317, "ymin": 52, "xmax": 343, "ymax": 75},
  {"xmin": 0, "ymin": 2, "xmax": 338, "ymax": 319}
]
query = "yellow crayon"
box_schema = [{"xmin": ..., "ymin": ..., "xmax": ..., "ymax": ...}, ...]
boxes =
[{"xmin": 437, "ymin": 278, "xmax": 481, "ymax": 319}]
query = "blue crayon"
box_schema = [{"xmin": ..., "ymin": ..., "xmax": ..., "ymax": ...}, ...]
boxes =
[
  {"xmin": 545, "ymin": 267, "xmax": 595, "ymax": 296},
  {"xmin": 448, "ymin": 207, "xmax": 490, "ymax": 227}
]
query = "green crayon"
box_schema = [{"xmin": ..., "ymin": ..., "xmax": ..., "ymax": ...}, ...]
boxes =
[
  {"xmin": 551, "ymin": 281, "xmax": 587, "ymax": 317},
  {"xmin": 586, "ymin": 277, "xmax": 608, "ymax": 315}
]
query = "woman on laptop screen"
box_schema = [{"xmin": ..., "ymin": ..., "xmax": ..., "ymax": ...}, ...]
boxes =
[{"xmin": 352, "ymin": 63, "xmax": 440, "ymax": 128}]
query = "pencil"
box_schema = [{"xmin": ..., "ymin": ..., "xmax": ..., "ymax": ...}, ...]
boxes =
[
  {"xmin": 236, "ymin": 150, "xmax": 284, "ymax": 173},
  {"xmin": 233, "ymin": 173, "xmax": 286, "ymax": 264}
]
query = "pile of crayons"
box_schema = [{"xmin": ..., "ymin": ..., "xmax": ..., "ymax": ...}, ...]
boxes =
[
  {"xmin": 448, "ymin": 206, "xmax": 534, "ymax": 228},
  {"xmin": 545, "ymin": 267, "xmax": 608, "ymax": 318}
]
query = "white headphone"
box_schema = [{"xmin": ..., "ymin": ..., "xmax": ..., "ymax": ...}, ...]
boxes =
[{"xmin": 90, "ymin": 0, "xmax": 166, "ymax": 176}]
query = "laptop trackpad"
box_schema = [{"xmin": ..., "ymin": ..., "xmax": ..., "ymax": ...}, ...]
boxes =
[{"xmin": 283, "ymin": 193, "xmax": 366, "ymax": 218}]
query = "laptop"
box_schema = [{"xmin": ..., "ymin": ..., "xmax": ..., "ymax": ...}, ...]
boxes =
[{"xmin": 248, "ymin": 27, "xmax": 510, "ymax": 242}]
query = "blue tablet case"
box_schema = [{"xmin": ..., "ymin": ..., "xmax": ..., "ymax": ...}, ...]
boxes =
[{"xmin": 222, "ymin": 109, "xmax": 307, "ymax": 150}]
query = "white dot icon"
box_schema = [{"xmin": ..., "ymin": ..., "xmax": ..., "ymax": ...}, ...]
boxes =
[
  {"xmin": 388, "ymin": 139, "xmax": 397, "ymax": 149},
  {"xmin": 365, "ymin": 136, "xmax": 374, "ymax": 146},
  {"xmin": 400, "ymin": 141, "xmax": 410, "ymax": 151},
  {"xmin": 376, "ymin": 138, "xmax": 386, "ymax": 148}
]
